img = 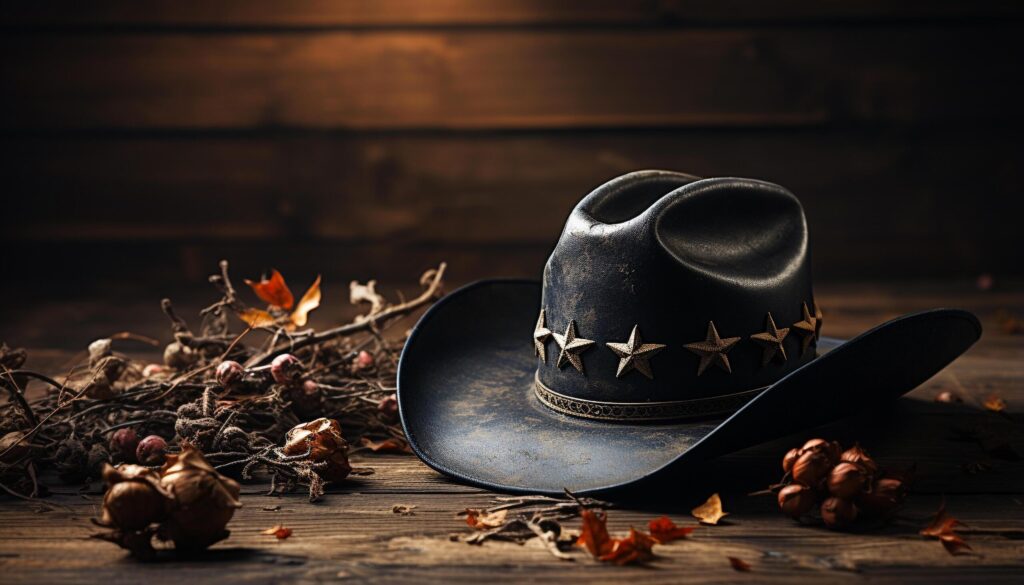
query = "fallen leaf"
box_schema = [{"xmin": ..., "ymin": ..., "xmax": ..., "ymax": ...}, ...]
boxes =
[
  {"xmin": 238, "ymin": 308, "xmax": 276, "ymax": 328},
  {"xmin": 350, "ymin": 279, "xmax": 385, "ymax": 315},
  {"xmin": 392, "ymin": 504, "xmax": 417, "ymax": 515},
  {"xmin": 940, "ymin": 533, "xmax": 973, "ymax": 555},
  {"xmin": 728, "ymin": 556, "xmax": 752, "ymax": 572},
  {"xmin": 261, "ymin": 525, "xmax": 293, "ymax": 540},
  {"xmin": 934, "ymin": 391, "xmax": 962, "ymax": 404},
  {"xmin": 289, "ymin": 275, "xmax": 322, "ymax": 328},
  {"xmin": 920, "ymin": 501, "xmax": 971, "ymax": 555},
  {"xmin": 598, "ymin": 527, "xmax": 656, "ymax": 566},
  {"xmin": 360, "ymin": 437, "xmax": 411, "ymax": 453},
  {"xmin": 262, "ymin": 505, "xmax": 281, "ymax": 512},
  {"xmin": 648, "ymin": 516, "xmax": 696, "ymax": 543},
  {"xmin": 464, "ymin": 508, "xmax": 508, "ymax": 529},
  {"xmin": 246, "ymin": 269, "xmax": 294, "ymax": 310},
  {"xmin": 692, "ymin": 493, "xmax": 728, "ymax": 525},
  {"xmin": 576, "ymin": 508, "xmax": 613, "ymax": 557},
  {"xmin": 983, "ymin": 395, "xmax": 1007, "ymax": 413}
]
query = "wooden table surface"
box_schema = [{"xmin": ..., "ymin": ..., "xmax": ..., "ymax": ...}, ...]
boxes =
[{"xmin": 1, "ymin": 282, "xmax": 1022, "ymax": 584}]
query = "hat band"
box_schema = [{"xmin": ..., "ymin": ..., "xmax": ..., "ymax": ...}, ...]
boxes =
[{"xmin": 533, "ymin": 372, "xmax": 764, "ymax": 422}]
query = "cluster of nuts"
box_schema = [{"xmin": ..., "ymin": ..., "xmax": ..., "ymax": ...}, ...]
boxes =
[
  {"xmin": 93, "ymin": 446, "xmax": 241, "ymax": 560},
  {"xmin": 777, "ymin": 438, "xmax": 907, "ymax": 529}
]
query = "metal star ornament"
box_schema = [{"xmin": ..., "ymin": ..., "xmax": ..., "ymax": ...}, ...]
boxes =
[
  {"xmin": 792, "ymin": 302, "xmax": 818, "ymax": 356},
  {"xmin": 813, "ymin": 301, "xmax": 824, "ymax": 339},
  {"xmin": 750, "ymin": 312, "xmax": 789, "ymax": 366},
  {"xmin": 532, "ymin": 309, "xmax": 553, "ymax": 362},
  {"xmin": 552, "ymin": 320, "xmax": 596, "ymax": 374},
  {"xmin": 684, "ymin": 321, "xmax": 741, "ymax": 375},
  {"xmin": 606, "ymin": 325, "xmax": 666, "ymax": 379}
]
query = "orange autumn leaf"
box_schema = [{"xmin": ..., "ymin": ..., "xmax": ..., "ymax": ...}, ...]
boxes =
[
  {"xmin": 692, "ymin": 493, "xmax": 728, "ymax": 525},
  {"xmin": 290, "ymin": 275, "xmax": 322, "ymax": 328},
  {"xmin": 464, "ymin": 508, "xmax": 508, "ymax": 529},
  {"xmin": 260, "ymin": 525, "xmax": 293, "ymax": 540},
  {"xmin": 360, "ymin": 436, "xmax": 411, "ymax": 453},
  {"xmin": 983, "ymin": 394, "xmax": 1007, "ymax": 413},
  {"xmin": 728, "ymin": 556, "xmax": 752, "ymax": 572},
  {"xmin": 648, "ymin": 516, "xmax": 696, "ymax": 543},
  {"xmin": 598, "ymin": 527, "xmax": 656, "ymax": 566},
  {"xmin": 576, "ymin": 508, "xmax": 614, "ymax": 557},
  {"xmin": 238, "ymin": 308, "xmax": 276, "ymax": 328},
  {"xmin": 920, "ymin": 501, "xmax": 972, "ymax": 556},
  {"xmin": 245, "ymin": 269, "xmax": 294, "ymax": 310}
]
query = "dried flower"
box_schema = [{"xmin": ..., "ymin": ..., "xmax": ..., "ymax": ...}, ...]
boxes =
[
  {"xmin": 215, "ymin": 360, "xmax": 245, "ymax": 388},
  {"xmin": 159, "ymin": 447, "xmax": 242, "ymax": 551},
  {"xmin": 792, "ymin": 450, "xmax": 831, "ymax": 487},
  {"xmin": 271, "ymin": 353, "xmax": 303, "ymax": 385},
  {"xmin": 782, "ymin": 447, "xmax": 800, "ymax": 473},
  {"xmin": 283, "ymin": 418, "xmax": 352, "ymax": 482},
  {"xmin": 163, "ymin": 341, "xmax": 197, "ymax": 370},
  {"xmin": 839, "ymin": 444, "xmax": 879, "ymax": 476},
  {"xmin": 820, "ymin": 497, "xmax": 858, "ymax": 529},
  {"xmin": 97, "ymin": 464, "xmax": 172, "ymax": 531},
  {"xmin": 777, "ymin": 483, "xmax": 815, "ymax": 519},
  {"xmin": 109, "ymin": 428, "xmax": 140, "ymax": 462},
  {"xmin": 378, "ymin": 393, "xmax": 399, "ymax": 424},
  {"xmin": 136, "ymin": 435, "xmax": 167, "ymax": 466}
]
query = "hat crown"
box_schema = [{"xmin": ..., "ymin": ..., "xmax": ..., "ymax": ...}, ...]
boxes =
[{"xmin": 537, "ymin": 170, "xmax": 816, "ymax": 417}]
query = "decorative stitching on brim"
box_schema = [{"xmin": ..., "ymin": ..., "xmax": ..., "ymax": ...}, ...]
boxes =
[{"xmin": 533, "ymin": 372, "xmax": 764, "ymax": 422}]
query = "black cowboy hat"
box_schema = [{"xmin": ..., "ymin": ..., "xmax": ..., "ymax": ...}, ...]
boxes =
[{"xmin": 397, "ymin": 170, "xmax": 981, "ymax": 495}]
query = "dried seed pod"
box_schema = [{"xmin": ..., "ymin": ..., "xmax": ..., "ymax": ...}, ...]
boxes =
[
  {"xmin": 271, "ymin": 353, "xmax": 303, "ymax": 385},
  {"xmin": 159, "ymin": 447, "xmax": 242, "ymax": 551},
  {"xmin": 792, "ymin": 450, "xmax": 832, "ymax": 487},
  {"xmin": 109, "ymin": 428, "xmax": 140, "ymax": 462},
  {"xmin": 828, "ymin": 462, "xmax": 868, "ymax": 499},
  {"xmin": 378, "ymin": 393, "xmax": 399, "ymax": 424},
  {"xmin": 283, "ymin": 418, "xmax": 352, "ymax": 482},
  {"xmin": 215, "ymin": 360, "xmax": 245, "ymax": 388},
  {"xmin": 820, "ymin": 497, "xmax": 858, "ymax": 529},
  {"xmin": 802, "ymin": 438, "xmax": 841, "ymax": 464},
  {"xmin": 97, "ymin": 464, "xmax": 172, "ymax": 531},
  {"xmin": 163, "ymin": 341, "xmax": 197, "ymax": 370},
  {"xmin": 777, "ymin": 483, "xmax": 816, "ymax": 519},
  {"xmin": 0, "ymin": 431, "xmax": 31, "ymax": 463},
  {"xmin": 856, "ymin": 478, "xmax": 904, "ymax": 519},
  {"xmin": 839, "ymin": 444, "xmax": 879, "ymax": 477},
  {"xmin": 94, "ymin": 355, "xmax": 128, "ymax": 383},
  {"xmin": 88, "ymin": 338, "xmax": 113, "ymax": 365},
  {"xmin": 136, "ymin": 435, "xmax": 168, "ymax": 466},
  {"xmin": 80, "ymin": 376, "xmax": 117, "ymax": 400},
  {"xmin": 782, "ymin": 447, "xmax": 801, "ymax": 474}
]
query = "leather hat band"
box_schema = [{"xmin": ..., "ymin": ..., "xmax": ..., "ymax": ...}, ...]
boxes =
[{"xmin": 533, "ymin": 372, "xmax": 764, "ymax": 422}]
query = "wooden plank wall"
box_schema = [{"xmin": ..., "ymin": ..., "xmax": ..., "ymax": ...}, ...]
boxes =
[{"xmin": 1, "ymin": 1, "xmax": 1023, "ymax": 290}]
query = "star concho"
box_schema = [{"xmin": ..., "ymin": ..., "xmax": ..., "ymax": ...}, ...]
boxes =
[
  {"xmin": 552, "ymin": 320, "xmax": 596, "ymax": 374},
  {"xmin": 605, "ymin": 324, "xmax": 666, "ymax": 379},
  {"xmin": 750, "ymin": 312, "xmax": 789, "ymax": 366},
  {"xmin": 791, "ymin": 302, "xmax": 818, "ymax": 356},
  {"xmin": 684, "ymin": 321, "xmax": 741, "ymax": 376},
  {"xmin": 532, "ymin": 309, "xmax": 553, "ymax": 362}
]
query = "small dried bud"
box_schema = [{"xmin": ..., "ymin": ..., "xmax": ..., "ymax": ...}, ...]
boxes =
[
  {"xmin": 378, "ymin": 393, "xmax": 399, "ymax": 424},
  {"xmin": 54, "ymin": 438, "xmax": 89, "ymax": 484},
  {"xmin": 271, "ymin": 353, "xmax": 303, "ymax": 385},
  {"xmin": 777, "ymin": 483, "xmax": 815, "ymax": 519},
  {"xmin": 216, "ymin": 360, "xmax": 245, "ymax": 388},
  {"xmin": 94, "ymin": 355, "xmax": 128, "ymax": 383},
  {"xmin": 163, "ymin": 341, "xmax": 197, "ymax": 370},
  {"xmin": 109, "ymin": 428, "xmax": 140, "ymax": 462},
  {"xmin": 142, "ymin": 363, "xmax": 166, "ymax": 378},
  {"xmin": 286, "ymin": 379, "xmax": 323, "ymax": 419},
  {"xmin": 136, "ymin": 435, "xmax": 167, "ymax": 466},
  {"xmin": 792, "ymin": 450, "xmax": 831, "ymax": 487},
  {"xmin": 354, "ymin": 350, "xmax": 375, "ymax": 371},
  {"xmin": 283, "ymin": 418, "xmax": 352, "ymax": 482},
  {"xmin": 820, "ymin": 496, "xmax": 858, "ymax": 529},
  {"xmin": 0, "ymin": 431, "xmax": 31, "ymax": 463},
  {"xmin": 802, "ymin": 438, "xmax": 842, "ymax": 464},
  {"xmin": 828, "ymin": 462, "xmax": 868, "ymax": 499},
  {"xmin": 159, "ymin": 447, "xmax": 242, "ymax": 551},
  {"xmin": 98, "ymin": 464, "xmax": 172, "ymax": 531},
  {"xmin": 839, "ymin": 444, "xmax": 879, "ymax": 477},
  {"xmin": 88, "ymin": 338, "xmax": 113, "ymax": 365},
  {"xmin": 782, "ymin": 448, "xmax": 800, "ymax": 474}
]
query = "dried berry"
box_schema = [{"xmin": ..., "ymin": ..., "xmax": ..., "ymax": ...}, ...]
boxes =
[
  {"xmin": 792, "ymin": 450, "xmax": 831, "ymax": 487},
  {"xmin": 777, "ymin": 483, "xmax": 815, "ymax": 519},
  {"xmin": 378, "ymin": 393, "xmax": 399, "ymax": 424},
  {"xmin": 354, "ymin": 350, "xmax": 375, "ymax": 371},
  {"xmin": 215, "ymin": 360, "xmax": 245, "ymax": 388},
  {"xmin": 839, "ymin": 444, "xmax": 879, "ymax": 477},
  {"xmin": 159, "ymin": 447, "xmax": 242, "ymax": 551},
  {"xmin": 109, "ymin": 428, "xmax": 140, "ymax": 462},
  {"xmin": 820, "ymin": 496, "xmax": 858, "ymax": 529},
  {"xmin": 136, "ymin": 435, "xmax": 167, "ymax": 466},
  {"xmin": 283, "ymin": 418, "xmax": 352, "ymax": 482},
  {"xmin": 828, "ymin": 462, "xmax": 867, "ymax": 499},
  {"xmin": 801, "ymin": 438, "xmax": 841, "ymax": 464},
  {"xmin": 270, "ymin": 353, "xmax": 303, "ymax": 385},
  {"xmin": 163, "ymin": 341, "xmax": 197, "ymax": 370},
  {"xmin": 97, "ymin": 464, "xmax": 172, "ymax": 531}
]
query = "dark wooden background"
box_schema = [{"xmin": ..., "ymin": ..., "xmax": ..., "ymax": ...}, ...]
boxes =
[{"xmin": 2, "ymin": 1, "xmax": 1023, "ymax": 297}]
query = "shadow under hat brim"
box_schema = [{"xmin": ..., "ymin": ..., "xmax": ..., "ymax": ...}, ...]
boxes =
[{"xmin": 397, "ymin": 280, "xmax": 981, "ymax": 495}]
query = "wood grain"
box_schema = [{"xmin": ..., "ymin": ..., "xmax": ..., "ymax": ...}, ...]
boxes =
[{"xmin": 2, "ymin": 27, "xmax": 1022, "ymax": 130}]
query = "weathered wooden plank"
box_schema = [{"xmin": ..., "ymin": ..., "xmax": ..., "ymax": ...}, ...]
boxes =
[
  {"xmin": 5, "ymin": 130, "xmax": 1023, "ymax": 278},
  {"xmin": 2, "ymin": 27, "xmax": 1022, "ymax": 129},
  {"xmin": 3, "ymin": 0, "xmax": 1022, "ymax": 28}
]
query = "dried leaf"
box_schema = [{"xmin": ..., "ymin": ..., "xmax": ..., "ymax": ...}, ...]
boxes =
[
  {"xmin": 392, "ymin": 504, "xmax": 416, "ymax": 516},
  {"xmin": 598, "ymin": 527, "xmax": 656, "ymax": 566},
  {"xmin": 238, "ymin": 308, "xmax": 276, "ymax": 328},
  {"xmin": 261, "ymin": 525, "xmax": 293, "ymax": 540},
  {"xmin": 289, "ymin": 275, "xmax": 322, "ymax": 328},
  {"xmin": 576, "ymin": 508, "xmax": 613, "ymax": 557},
  {"xmin": 940, "ymin": 533, "xmax": 973, "ymax": 555},
  {"xmin": 648, "ymin": 516, "xmax": 696, "ymax": 543},
  {"xmin": 728, "ymin": 556, "xmax": 752, "ymax": 572},
  {"xmin": 465, "ymin": 508, "xmax": 508, "ymax": 529},
  {"xmin": 360, "ymin": 437, "xmax": 411, "ymax": 453},
  {"xmin": 983, "ymin": 395, "xmax": 1007, "ymax": 413},
  {"xmin": 692, "ymin": 493, "xmax": 728, "ymax": 525},
  {"xmin": 245, "ymin": 269, "xmax": 294, "ymax": 310},
  {"xmin": 350, "ymin": 279, "xmax": 385, "ymax": 315},
  {"xmin": 920, "ymin": 501, "xmax": 971, "ymax": 556}
]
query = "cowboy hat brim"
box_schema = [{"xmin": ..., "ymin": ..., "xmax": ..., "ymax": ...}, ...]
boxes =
[{"xmin": 397, "ymin": 280, "xmax": 981, "ymax": 495}]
